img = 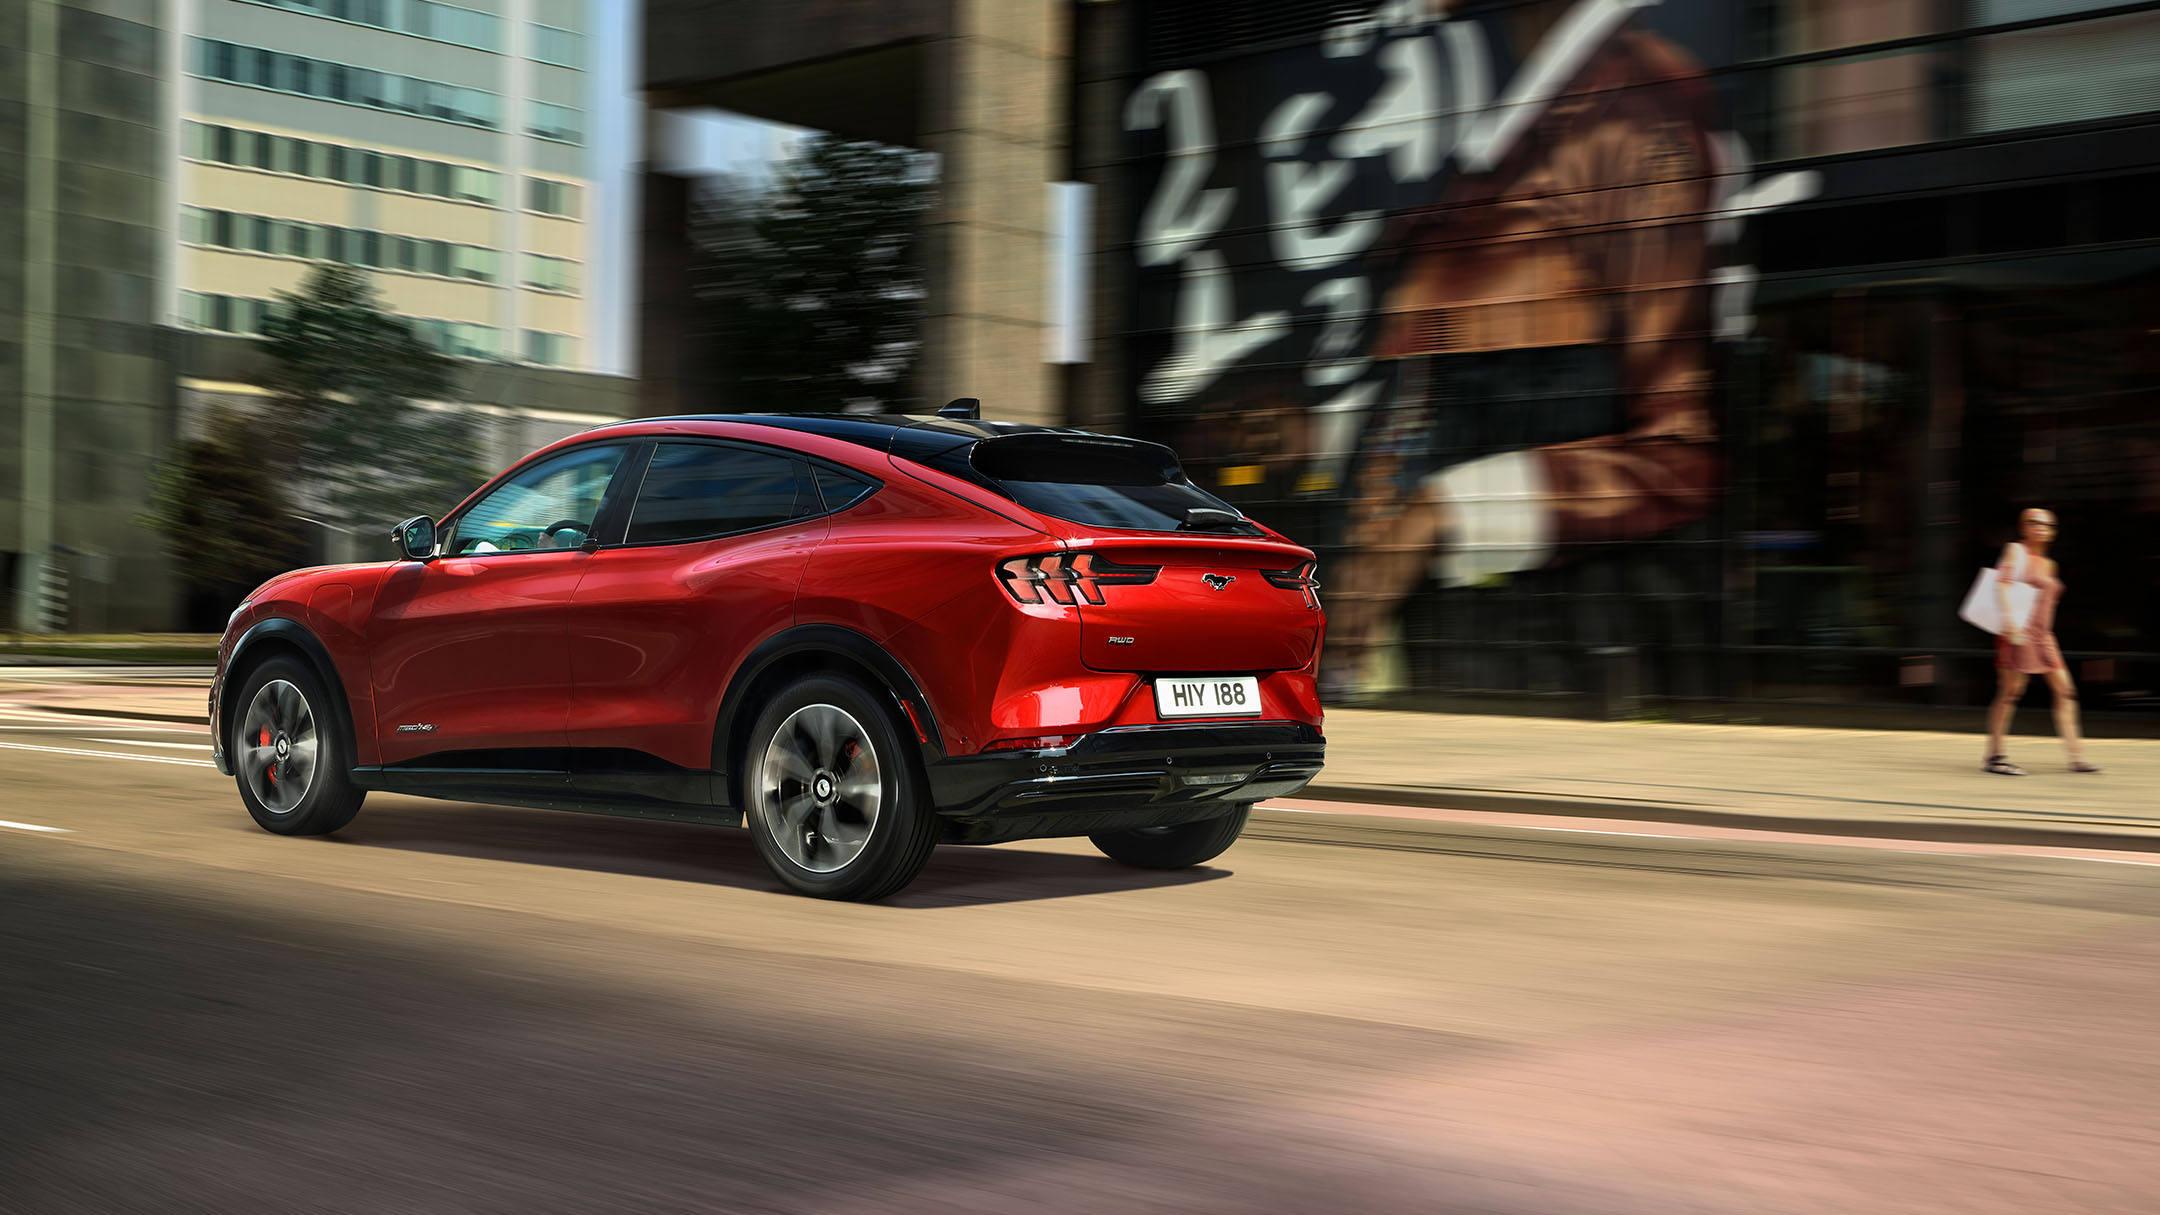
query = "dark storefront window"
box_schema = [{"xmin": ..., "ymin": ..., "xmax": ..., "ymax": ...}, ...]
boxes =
[{"xmin": 1115, "ymin": 0, "xmax": 2160, "ymax": 720}]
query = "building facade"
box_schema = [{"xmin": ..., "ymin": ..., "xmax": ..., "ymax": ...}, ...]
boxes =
[
  {"xmin": 1080, "ymin": 0, "xmax": 2160, "ymax": 724},
  {"xmin": 175, "ymin": 0, "xmax": 602, "ymax": 370},
  {"xmin": 3, "ymin": 0, "xmax": 175, "ymax": 632}
]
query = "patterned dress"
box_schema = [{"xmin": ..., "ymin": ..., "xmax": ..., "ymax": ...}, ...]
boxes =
[{"xmin": 1995, "ymin": 546, "xmax": 2066, "ymax": 675}]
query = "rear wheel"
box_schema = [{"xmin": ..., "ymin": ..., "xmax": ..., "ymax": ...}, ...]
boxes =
[
  {"xmin": 231, "ymin": 655, "xmax": 364, "ymax": 836},
  {"xmin": 1090, "ymin": 805, "xmax": 1250, "ymax": 869},
  {"xmin": 743, "ymin": 674, "xmax": 939, "ymax": 901}
]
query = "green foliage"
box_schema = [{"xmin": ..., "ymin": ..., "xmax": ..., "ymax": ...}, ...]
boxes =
[
  {"xmin": 140, "ymin": 409, "xmax": 304, "ymax": 597},
  {"xmin": 693, "ymin": 134, "xmax": 932, "ymax": 412},
  {"xmin": 260, "ymin": 264, "xmax": 485, "ymax": 531}
]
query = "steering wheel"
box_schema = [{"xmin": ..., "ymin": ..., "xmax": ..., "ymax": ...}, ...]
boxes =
[{"xmin": 542, "ymin": 519, "xmax": 591, "ymax": 547}]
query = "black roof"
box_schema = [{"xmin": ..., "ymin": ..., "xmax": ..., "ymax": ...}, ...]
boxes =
[{"xmin": 629, "ymin": 412, "xmax": 1162, "ymax": 467}]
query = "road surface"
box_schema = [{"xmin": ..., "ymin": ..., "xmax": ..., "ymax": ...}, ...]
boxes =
[{"xmin": 3, "ymin": 700, "xmax": 2158, "ymax": 1213}]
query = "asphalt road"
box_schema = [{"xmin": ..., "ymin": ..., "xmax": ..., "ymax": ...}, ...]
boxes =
[{"xmin": 4, "ymin": 705, "xmax": 2160, "ymax": 1214}]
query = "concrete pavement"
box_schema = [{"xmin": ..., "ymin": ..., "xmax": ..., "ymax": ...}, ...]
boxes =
[
  {"xmin": 6, "ymin": 713, "xmax": 2160, "ymax": 1213},
  {"xmin": 5, "ymin": 666, "xmax": 2158, "ymax": 850}
]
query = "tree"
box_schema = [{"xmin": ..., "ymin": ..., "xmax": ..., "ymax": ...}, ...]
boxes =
[
  {"xmin": 141, "ymin": 407, "xmax": 307, "ymax": 619},
  {"xmin": 692, "ymin": 134, "xmax": 933, "ymax": 412},
  {"xmin": 259, "ymin": 264, "xmax": 484, "ymax": 534}
]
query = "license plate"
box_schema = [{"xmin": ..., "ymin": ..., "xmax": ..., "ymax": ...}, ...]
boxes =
[{"xmin": 1154, "ymin": 676, "xmax": 1262, "ymax": 718}]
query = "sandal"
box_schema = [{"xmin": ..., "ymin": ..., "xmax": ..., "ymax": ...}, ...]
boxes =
[
  {"xmin": 2070, "ymin": 761, "xmax": 2103, "ymax": 774},
  {"xmin": 1983, "ymin": 755, "xmax": 2027, "ymax": 776}
]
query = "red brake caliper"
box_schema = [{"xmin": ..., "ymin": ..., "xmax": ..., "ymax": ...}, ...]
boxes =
[{"xmin": 260, "ymin": 725, "xmax": 276, "ymax": 784}]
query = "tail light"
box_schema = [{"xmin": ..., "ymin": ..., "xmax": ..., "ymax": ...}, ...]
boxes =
[
  {"xmin": 997, "ymin": 552, "xmax": 1159, "ymax": 606},
  {"xmin": 1263, "ymin": 562, "xmax": 1322, "ymax": 610}
]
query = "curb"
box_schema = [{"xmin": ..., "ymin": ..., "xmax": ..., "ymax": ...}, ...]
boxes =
[{"xmin": 1291, "ymin": 782, "xmax": 2160, "ymax": 856}]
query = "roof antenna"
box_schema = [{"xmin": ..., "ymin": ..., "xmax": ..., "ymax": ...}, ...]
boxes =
[{"xmin": 938, "ymin": 397, "xmax": 980, "ymax": 419}]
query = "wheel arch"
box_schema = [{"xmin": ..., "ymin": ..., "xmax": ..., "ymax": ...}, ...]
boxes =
[
  {"xmin": 223, "ymin": 617, "xmax": 360, "ymax": 770},
  {"xmin": 713, "ymin": 624, "xmax": 945, "ymax": 804}
]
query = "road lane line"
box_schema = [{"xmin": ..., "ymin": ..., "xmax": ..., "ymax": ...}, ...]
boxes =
[
  {"xmin": 0, "ymin": 711, "xmax": 206, "ymax": 730},
  {"xmin": 84, "ymin": 738, "xmax": 216, "ymax": 750},
  {"xmin": 0, "ymin": 820, "xmax": 70, "ymax": 833},
  {"xmin": 0, "ymin": 725, "xmax": 205, "ymax": 733},
  {"xmin": 0, "ymin": 740, "xmax": 216, "ymax": 767}
]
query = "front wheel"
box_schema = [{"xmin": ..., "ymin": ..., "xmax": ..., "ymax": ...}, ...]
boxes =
[
  {"xmin": 742, "ymin": 675, "xmax": 940, "ymax": 901},
  {"xmin": 231, "ymin": 656, "xmax": 364, "ymax": 836},
  {"xmin": 1090, "ymin": 806, "xmax": 1250, "ymax": 869}
]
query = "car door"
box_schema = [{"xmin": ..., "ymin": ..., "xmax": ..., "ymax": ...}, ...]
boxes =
[
  {"xmin": 564, "ymin": 440, "xmax": 832, "ymax": 791},
  {"xmin": 369, "ymin": 441, "xmax": 631, "ymax": 768}
]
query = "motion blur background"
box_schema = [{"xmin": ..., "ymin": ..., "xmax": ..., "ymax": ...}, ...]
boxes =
[{"xmin": 3, "ymin": 0, "xmax": 2156, "ymax": 729}]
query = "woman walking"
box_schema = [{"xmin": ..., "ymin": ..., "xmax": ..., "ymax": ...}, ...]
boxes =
[{"xmin": 1984, "ymin": 508, "xmax": 2100, "ymax": 775}]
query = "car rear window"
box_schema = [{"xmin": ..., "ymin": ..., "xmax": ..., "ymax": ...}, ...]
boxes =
[{"xmin": 958, "ymin": 433, "xmax": 1262, "ymax": 535}]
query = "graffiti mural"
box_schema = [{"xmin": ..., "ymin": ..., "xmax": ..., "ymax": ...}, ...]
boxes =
[{"xmin": 1123, "ymin": 0, "xmax": 1820, "ymax": 696}]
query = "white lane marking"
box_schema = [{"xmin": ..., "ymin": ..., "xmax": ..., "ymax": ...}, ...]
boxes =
[
  {"xmin": 0, "ymin": 725, "xmax": 205, "ymax": 733},
  {"xmin": 0, "ymin": 740, "xmax": 216, "ymax": 767},
  {"xmin": 0, "ymin": 819, "xmax": 70, "ymax": 833},
  {"xmin": 84, "ymin": 738, "xmax": 214, "ymax": 750},
  {"xmin": 0, "ymin": 711, "xmax": 205, "ymax": 730}
]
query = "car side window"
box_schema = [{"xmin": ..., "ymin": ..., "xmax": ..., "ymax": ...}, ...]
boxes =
[
  {"xmin": 813, "ymin": 467, "xmax": 875, "ymax": 512},
  {"xmin": 625, "ymin": 443, "xmax": 806, "ymax": 545},
  {"xmin": 444, "ymin": 444, "xmax": 625, "ymax": 555}
]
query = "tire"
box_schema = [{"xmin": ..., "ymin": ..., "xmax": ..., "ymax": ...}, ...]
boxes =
[
  {"xmin": 741, "ymin": 674, "xmax": 940, "ymax": 901},
  {"xmin": 1090, "ymin": 805, "xmax": 1251, "ymax": 869},
  {"xmin": 230, "ymin": 655, "xmax": 365, "ymax": 836}
]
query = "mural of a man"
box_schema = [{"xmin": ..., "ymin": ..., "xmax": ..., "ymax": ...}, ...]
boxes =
[{"xmin": 1325, "ymin": 0, "xmax": 1724, "ymax": 691}]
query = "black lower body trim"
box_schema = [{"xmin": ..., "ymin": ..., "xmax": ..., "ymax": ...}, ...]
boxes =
[{"xmin": 926, "ymin": 722, "xmax": 1324, "ymax": 843}]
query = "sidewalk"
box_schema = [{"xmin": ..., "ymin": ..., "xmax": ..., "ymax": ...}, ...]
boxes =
[
  {"xmin": 1312, "ymin": 708, "xmax": 2160, "ymax": 847},
  {"xmin": 7, "ymin": 670, "xmax": 2157, "ymax": 849}
]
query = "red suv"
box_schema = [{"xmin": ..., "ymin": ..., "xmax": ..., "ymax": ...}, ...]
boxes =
[{"xmin": 211, "ymin": 409, "xmax": 1326, "ymax": 900}]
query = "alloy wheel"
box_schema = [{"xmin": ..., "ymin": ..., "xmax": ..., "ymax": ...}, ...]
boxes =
[
  {"xmin": 238, "ymin": 678, "xmax": 319, "ymax": 815},
  {"xmin": 757, "ymin": 703, "xmax": 883, "ymax": 874}
]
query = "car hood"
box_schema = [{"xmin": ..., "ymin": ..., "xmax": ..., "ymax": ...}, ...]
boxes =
[{"xmin": 246, "ymin": 561, "xmax": 397, "ymax": 603}]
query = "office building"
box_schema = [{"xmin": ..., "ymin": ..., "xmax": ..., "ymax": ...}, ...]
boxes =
[{"xmin": 175, "ymin": 0, "xmax": 603, "ymax": 370}]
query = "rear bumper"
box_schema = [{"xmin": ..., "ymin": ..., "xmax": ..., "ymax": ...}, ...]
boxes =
[{"xmin": 926, "ymin": 721, "xmax": 1323, "ymax": 843}]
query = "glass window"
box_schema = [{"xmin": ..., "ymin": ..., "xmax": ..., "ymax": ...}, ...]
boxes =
[
  {"xmin": 447, "ymin": 445, "xmax": 626, "ymax": 555},
  {"xmin": 1757, "ymin": 0, "xmax": 1938, "ymax": 56},
  {"xmin": 1969, "ymin": 11, "xmax": 2160, "ymax": 134},
  {"xmin": 626, "ymin": 444, "xmax": 805, "ymax": 545},
  {"xmin": 523, "ymin": 254, "xmax": 577, "ymax": 293},
  {"xmin": 813, "ymin": 467, "xmax": 876, "ymax": 512},
  {"xmin": 1768, "ymin": 46, "xmax": 1945, "ymax": 158},
  {"xmin": 525, "ymin": 176, "xmax": 581, "ymax": 216},
  {"xmin": 528, "ymin": 101, "xmax": 583, "ymax": 144},
  {"xmin": 530, "ymin": 24, "xmax": 582, "ymax": 68},
  {"xmin": 210, "ymin": 210, "xmax": 235, "ymax": 246},
  {"xmin": 397, "ymin": 156, "xmax": 420, "ymax": 194},
  {"xmin": 954, "ymin": 433, "xmax": 1260, "ymax": 534},
  {"xmin": 522, "ymin": 330, "xmax": 574, "ymax": 365}
]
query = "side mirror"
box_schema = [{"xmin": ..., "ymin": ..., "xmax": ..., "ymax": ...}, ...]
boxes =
[{"xmin": 392, "ymin": 516, "xmax": 438, "ymax": 561}]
